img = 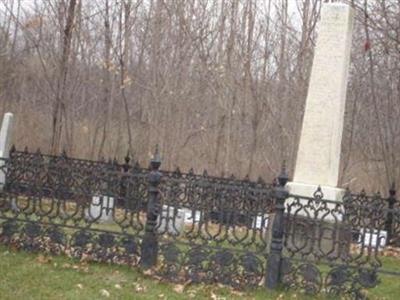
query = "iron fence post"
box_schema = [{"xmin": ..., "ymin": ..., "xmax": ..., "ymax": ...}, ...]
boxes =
[
  {"xmin": 140, "ymin": 145, "xmax": 162, "ymax": 269},
  {"xmin": 265, "ymin": 163, "xmax": 289, "ymax": 289},
  {"xmin": 385, "ymin": 182, "xmax": 396, "ymax": 245}
]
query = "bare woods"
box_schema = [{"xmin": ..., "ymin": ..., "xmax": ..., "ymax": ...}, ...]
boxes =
[{"xmin": 0, "ymin": 0, "xmax": 399, "ymax": 192}]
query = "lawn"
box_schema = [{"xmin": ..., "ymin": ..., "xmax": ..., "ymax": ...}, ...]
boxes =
[{"xmin": 0, "ymin": 246, "xmax": 399, "ymax": 300}]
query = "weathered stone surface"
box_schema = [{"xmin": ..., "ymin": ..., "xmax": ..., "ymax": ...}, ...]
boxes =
[
  {"xmin": 0, "ymin": 113, "xmax": 14, "ymax": 190},
  {"xmin": 0, "ymin": 112, "xmax": 14, "ymax": 159},
  {"xmin": 157, "ymin": 205, "xmax": 185, "ymax": 235},
  {"xmin": 87, "ymin": 195, "xmax": 115, "ymax": 222},
  {"xmin": 293, "ymin": 3, "xmax": 354, "ymax": 188}
]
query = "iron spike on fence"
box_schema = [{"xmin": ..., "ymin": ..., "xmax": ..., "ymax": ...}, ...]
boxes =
[
  {"xmin": 125, "ymin": 150, "xmax": 131, "ymax": 164},
  {"xmin": 174, "ymin": 167, "xmax": 181, "ymax": 177},
  {"xmin": 141, "ymin": 144, "xmax": 162, "ymax": 269},
  {"xmin": 390, "ymin": 182, "xmax": 396, "ymax": 197},
  {"xmin": 257, "ymin": 176, "xmax": 265, "ymax": 185},
  {"xmin": 133, "ymin": 161, "xmax": 141, "ymax": 171},
  {"xmin": 342, "ymin": 187, "xmax": 351, "ymax": 203},
  {"xmin": 123, "ymin": 151, "xmax": 131, "ymax": 173},
  {"xmin": 150, "ymin": 144, "xmax": 161, "ymax": 169},
  {"xmin": 277, "ymin": 160, "xmax": 289, "ymax": 187}
]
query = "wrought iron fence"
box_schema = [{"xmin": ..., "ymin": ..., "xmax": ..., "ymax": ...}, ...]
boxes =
[
  {"xmin": 0, "ymin": 148, "xmax": 146, "ymax": 265},
  {"xmin": 0, "ymin": 146, "xmax": 276, "ymax": 288},
  {"xmin": 1, "ymin": 146, "xmax": 400, "ymax": 299},
  {"xmin": 154, "ymin": 165, "xmax": 275, "ymax": 287},
  {"xmin": 280, "ymin": 189, "xmax": 382, "ymax": 297}
]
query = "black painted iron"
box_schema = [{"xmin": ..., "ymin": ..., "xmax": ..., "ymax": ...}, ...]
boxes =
[
  {"xmin": 1, "ymin": 146, "xmax": 400, "ymax": 299},
  {"xmin": 385, "ymin": 183, "xmax": 396, "ymax": 244},
  {"xmin": 140, "ymin": 145, "xmax": 162, "ymax": 269},
  {"xmin": 265, "ymin": 163, "xmax": 289, "ymax": 289}
]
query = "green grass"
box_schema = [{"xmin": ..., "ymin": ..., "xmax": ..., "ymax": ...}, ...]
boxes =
[{"xmin": 0, "ymin": 246, "xmax": 400, "ymax": 300}]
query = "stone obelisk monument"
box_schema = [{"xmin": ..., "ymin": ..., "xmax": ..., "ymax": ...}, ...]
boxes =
[
  {"xmin": 287, "ymin": 3, "xmax": 354, "ymax": 201},
  {"xmin": 0, "ymin": 112, "xmax": 15, "ymax": 190}
]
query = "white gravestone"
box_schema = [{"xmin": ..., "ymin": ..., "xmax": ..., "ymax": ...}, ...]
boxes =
[
  {"xmin": 183, "ymin": 208, "xmax": 201, "ymax": 224},
  {"xmin": 157, "ymin": 205, "xmax": 185, "ymax": 235},
  {"xmin": 287, "ymin": 3, "xmax": 354, "ymax": 205},
  {"xmin": 87, "ymin": 195, "xmax": 114, "ymax": 222},
  {"xmin": 0, "ymin": 113, "xmax": 14, "ymax": 190},
  {"xmin": 253, "ymin": 215, "xmax": 269, "ymax": 230},
  {"xmin": 358, "ymin": 229, "xmax": 387, "ymax": 249}
]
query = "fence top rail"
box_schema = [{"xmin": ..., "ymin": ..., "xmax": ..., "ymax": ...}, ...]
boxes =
[
  {"xmin": 7, "ymin": 147, "xmax": 272, "ymax": 190},
  {"xmin": 288, "ymin": 190, "xmax": 393, "ymax": 210}
]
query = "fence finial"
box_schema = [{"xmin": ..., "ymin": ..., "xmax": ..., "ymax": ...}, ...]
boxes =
[
  {"xmin": 390, "ymin": 182, "xmax": 396, "ymax": 197},
  {"xmin": 278, "ymin": 160, "xmax": 289, "ymax": 187},
  {"xmin": 174, "ymin": 167, "xmax": 181, "ymax": 177},
  {"xmin": 150, "ymin": 144, "xmax": 161, "ymax": 170},
  {"xmin": 125, "ymin": 150, "xmax": 131, "ymax": 164}
]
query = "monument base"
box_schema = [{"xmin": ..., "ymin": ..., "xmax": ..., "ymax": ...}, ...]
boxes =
[
  {"xmin": 285, "ymin": 182, "xmax": 346, "ymax": 223},
  {"xmin": 281, "ymin": 182, "xmax": 351, "ymax": 258},
  {"xmin": 286, "ymin": 182, "xmax": 345, "ymax": 202}
]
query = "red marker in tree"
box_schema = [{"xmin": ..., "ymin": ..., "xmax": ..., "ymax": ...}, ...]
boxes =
[{"xmin": 364, "ymin": 40, "xmax": 371, "ymax": 52}]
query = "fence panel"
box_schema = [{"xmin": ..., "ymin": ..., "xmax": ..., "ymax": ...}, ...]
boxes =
[
  {"xmin": 0, "ymin": 150, "xmax": 146, "ymax": 265},
  {"xmin": 153, "ymin": 167, "xmax": 275, "ymax": 288},
  {"xmin": 280, "ymin": 188, "xmax": 388, "ymax": 298}
]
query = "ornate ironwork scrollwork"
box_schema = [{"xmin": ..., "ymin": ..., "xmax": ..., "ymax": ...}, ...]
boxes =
[{"xmin": 1, "ymin": 147, "xmax": 397, "ymax": 299}]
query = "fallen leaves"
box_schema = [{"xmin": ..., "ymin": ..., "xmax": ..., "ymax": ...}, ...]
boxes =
[
  {"xmin": 142, "ymin": 268, "xmax": 156, "ymax": 276},
  {"xmin": 210, "ymin": 292, "xmax": 226, "ymax": 300},
  {"xmin": 381, "ymin": 246, "xmax": 400, "ymax": 257},
  {"xmin": 173, "ymin": 284, "xmax": 185, "ymax": 293},
  {"xmin": 134, "ymin": 283, "xmax": 147, "ymax": 293},
  {"xmin": 172, "ymin": 279, "xmax": 192, "ymax": 294},
  {"xmin": 80, "ymin": 253, "xmax": 92, "ymax": 263},
  {"xmin": 100, "ymin": 289, "xmax": 110, "ymax": 297},
  {"xmin": 140, "ymin": 267, "xmax": 167, "ymax": 284},
  {"xmin": 230, "ymin": 290, "xmax": 244, "ymax": 297},
  {"xmin": 36, "ymin": 254, "xmax": 53, "ymax": 264},
  {"xmin": 276, "ymin": 293, "xmax": 284, "ymax": 300},
  {"xmin": 60, "ymin": 262, "xmax": 89, "ymax": 273}
]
